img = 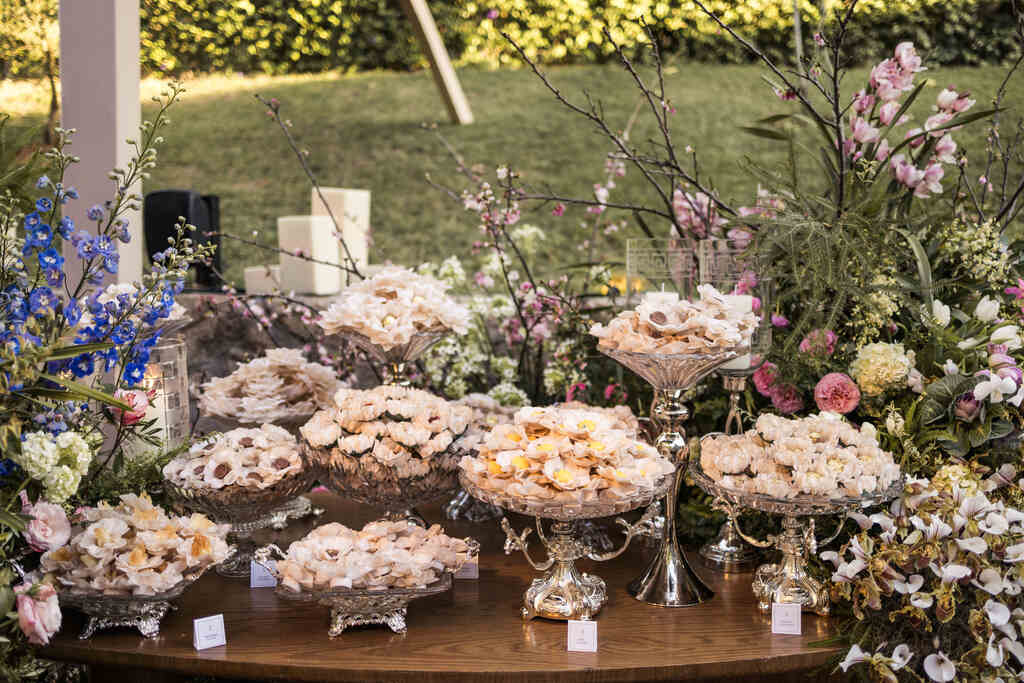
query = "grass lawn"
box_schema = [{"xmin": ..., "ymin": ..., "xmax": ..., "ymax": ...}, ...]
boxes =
[{"xmin": 5, "ymin": 61, "xmax": 1023, "ymax": 285}]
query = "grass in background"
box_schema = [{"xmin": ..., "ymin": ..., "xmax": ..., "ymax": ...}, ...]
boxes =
[{"xmin": 4, "ymin": 63, "xmax": 1022, "ymax": 285}]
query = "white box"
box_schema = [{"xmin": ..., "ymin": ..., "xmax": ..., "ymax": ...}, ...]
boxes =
[
  {"xmin": 277, "ymin": 215, "xmax": 342, "ymax": 295},
  {"xmin": 311, "ymin": 187, "xmax": 370, "ymax": 271},
  {"xmin": 243, "ymin": 264, "xmax": 280, "ymax": 295}
]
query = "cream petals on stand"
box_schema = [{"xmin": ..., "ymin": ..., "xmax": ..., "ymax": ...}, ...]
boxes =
[
  {"xmin": 198, "ymin": 348, "xmax": 344, "ymax": 425},
  {"xmin": 590, "ymin": 285, "xmax": 757, "ymax": 355},
  {"xmin": 459, "ymin": 405, "xmax": 674, "ymax": 505},
  {"xmin": 274, "ymin": 521, "xmax": 475, "ymax": 592},
  {"xmin": 700, "ymin": 413, "xmax": 900, "ymax": 499},
  {"xmin": 317, "ymin": 265, "xmax": 470, "ymax": 351},
  {"xmin": 163, "ymin": 424, "xmax": 304, "ymax": 492},
  {"xmin": 40, "ymin": 494, "xmax": 231, "ymax": 596}
]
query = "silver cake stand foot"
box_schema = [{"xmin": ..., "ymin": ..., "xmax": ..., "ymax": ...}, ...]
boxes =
[
  {"xmin": 79, "ymin": 602, "xmax": 173, "ymax": 639},
  {"xmin": 444, "ymin": 490, "xmax": 502, "ymax": 522},
  {"xmin": 329, "ymin": 607, "xmax": 408, "ymax": 636},
  {"xmin": 264, "ymin": 495, "xmax": 323, "ymax": 531},
  {"xmin": 700, "ymin": 520, "xmax": 760, "ymax": 571},
  {"xmin": 522, "ymin": 561, "xmax": 606, "ymax": 621}
]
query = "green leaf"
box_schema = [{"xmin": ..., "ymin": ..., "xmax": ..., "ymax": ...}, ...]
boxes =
[
  {"xmin": 0, "ymin": 510, "xmax": 27, "ymax": 533},
  {"xmin": 45, "ymin": 342, "xmax": 115, "ymax": 361},
  {"xmin": 39, "ymin": 373, "xmax": 131, "ymax": 410},
  {"xmin": 739, "ymin": 126, "xmax": 790, "ymax": 141},
  {"xmin": 755, "ymin": 113, "xmax": 794, "ymax": 125},
  {"xmin": 967, "ymin": 416, "xmax": 993, "ymax": 448},
  {"xmin": 918, "ymin": 374, "xmax": 978, "ymax": 424},
  {"xmin": 894, "ymin": 228, "xmax": 934, "ymax": 306},
  {"xmin": 990, "ymin": 419, "xmax": 1014, "ymax": 442}
]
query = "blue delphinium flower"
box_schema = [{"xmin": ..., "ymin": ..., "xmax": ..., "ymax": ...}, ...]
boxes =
[
  {"xmin": 69, "ymin": 353, "xmax": 95, "ymax": 378},
  {"xmin": 111, "ymin": 321, "xmax": 135, "ymax": 344},
  {"xmin": 24, "ymin": 223, "xmax": 53, "ymax": 251},
  {"xmin": 35, "ymin": 197, "xmax": 53, "ymax": 213},
  {"xmin": 35, "ymin": 176, "xmax": 50, "ymax": 189},
  {"xmin": 123, "ymin": 362, "xmax": 145, "ymax": 386},
  {"xmin": 63, "ymin": 299, "xmax": 82, "ymax": 326},
  {"xmin": 0, "ymin": 459, "xmax": 21, "ymax": 479},
  {"xmin": 58, "ymin": 216, "xmax": 74, "ymax": 239},
  {"xmin": 38, "ymin": 247, "xmax": 63, "ymax": 270},
  {"xmin": 86, "ymin": 205, "xmax": 104, "ymax": 221},
  {"xmin": 65, "ymin": 186, "xmax": 79, "ymax": 200},
  {"xmin": 28, "ymin": 287, "xmax": 57, "ymax": 314},
  {"xmin": 23, "ymin": 212, "xmax": 41, "ymax": 229},
  {"xmin": 103, "ymin": 252, "xmax": 119, "ymax": 275}
]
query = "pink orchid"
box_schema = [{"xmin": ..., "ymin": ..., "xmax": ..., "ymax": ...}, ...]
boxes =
[
  {"xmin": 891, "ymin": 154, "xmax": 924, "ymax": 188},
  {"xmin": 925, "ymin": 111, "xmax": 954, "ymax": 136},
  {"xmin": 904, "ymin": 128, "xmax": 925, "ymax": 148},
  {"xmin": 874, "ymin": 138, "xmax": 892, "ymax": 162},
  {"xmin": 935, "ymin": 87, "xmax": 958, "ymax": 111},
  {"xmin": 852, "ymin": 90, "xmax": 875, "ymax": 114},
  {"xmin": 850, "ymin": 117, "xmax": 880, "ymax": 144},
  {"xmin": 894, "ymin": 42, "xmax": 924, "ymax": 73},
  {"xmin": 934, "ymin": 134, "xmax": 957, "ymax": 164},
  {"xmin": 878, "ymin": 101, "xmax": 901, "ymax": 126},
  {"xmin": 770, "ymin": 313, "xmax": 789, "ymax": 328}
]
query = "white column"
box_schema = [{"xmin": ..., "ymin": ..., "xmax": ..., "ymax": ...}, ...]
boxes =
[{"xmin": 59, "ymin": 0, "xmax": 142, "ymax": 284}]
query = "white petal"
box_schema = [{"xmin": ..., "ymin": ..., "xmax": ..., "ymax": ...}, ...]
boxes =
[
  {"xmin": 911, "ymin": 592, "xmax": 934, "ymax": 608},
  {"xmin": 988, "ymin": 635, "xmax": 1005, "ymax": 667},
  {"xmin": 1002, "ymin": 637, "xmax": 1024, "ymax": 664},
  {"xmin": 987, "ymin": 599, "xmax": 1012, "ymax": 627},
  {"xmin": 924, "ymin": 652, "xmax": 956, "ymax": 682},
  {"xmin": 839, "ymin": 644, "xmax": 868, "ymax": 672},
  {"xmin": 891, "ymin": 644, "xmax": 912, "ymax": 669},
  {"xmin": 955, "ymin": 536, "xmax": 988, "ymax": 554}
]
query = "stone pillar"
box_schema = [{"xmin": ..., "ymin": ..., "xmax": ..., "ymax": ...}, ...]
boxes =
[{"xmin": 59, "ymin": 0, "xmax": 142, "ymax": 284}]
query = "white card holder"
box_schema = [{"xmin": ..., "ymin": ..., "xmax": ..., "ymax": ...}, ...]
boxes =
[
  {"xmin": 193, "ymin": 614, "xmax": 227, "ymax": 651},
  {"xmin": 567, "ymin": 619, "xmax": 598, "ymax": 652},
  {"xmin": 771, "ymin": 602, "xmax": 802, "ymax": 635},
  {"xmin": 250, "ymin": 559, "xmax": 278, "ymax": 588}
]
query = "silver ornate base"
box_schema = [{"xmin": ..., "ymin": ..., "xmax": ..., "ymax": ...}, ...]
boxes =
[
  {"xmin": 263, "ymin": 495, "xmax": 322, "ymax": 530},
  {"xmin": 700, "ymin": 521, "xmax": 760, "ymax": 571},
  {"xmin": 328, "ymin": 603, "xmax": 410, "ymax": 636},
  {"xmin": 523, "ymin": 558, "xmax": 606, "ymax": 621},
  {"xmin": 751, "ymin": 516, "xmax": 829, "ymax": 615},
  {"xmin": 78, "ymin": 601, "xmax": 173, "ymax": 639},
  {"xmin": 444, "ymin": 490, "xmax": 502, "ymax": 522}
]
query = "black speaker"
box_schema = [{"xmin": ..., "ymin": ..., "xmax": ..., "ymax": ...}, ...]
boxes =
[{"xmin": 143, "ymin": 190, "xmax": 222, "ymax": 288}]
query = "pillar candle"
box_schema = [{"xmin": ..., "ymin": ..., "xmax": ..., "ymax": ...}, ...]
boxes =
[
  {"xmin": 277, "ymin": 216, "xmax": 342, "ymax": 295},
  {"xmin": 311, "ymin": 188, "xmax": 370, "ymax": 271},
  {"xmin": 721, "ymin": 294, "xmax": 753, "ymax": 370}
]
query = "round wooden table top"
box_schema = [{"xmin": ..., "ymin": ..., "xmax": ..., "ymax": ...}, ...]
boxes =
[{"xmin": 43, "ymin": 492, "xmax": 841, "ymax": 682}]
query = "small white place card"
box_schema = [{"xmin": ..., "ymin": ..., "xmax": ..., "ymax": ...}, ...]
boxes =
[
  {"xmin": 567, "ymin": 619, "xmax": 598, "ymax": 652},
  {"xmin": 250, "ymin": 560, "xmax": 277, "ymax": 588},
  {"xmin": 771, "ymin": 602, "xmax": 802, "ymax": 635},
  {"xmin": 454, "ymin": 559, "xmax": 478, "ymax": 580},
  {"xmin": 193, "ymin": 614, "xmax": 227, "ymax": 651}
]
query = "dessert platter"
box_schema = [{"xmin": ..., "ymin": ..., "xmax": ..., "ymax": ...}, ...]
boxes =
[
  {"xmin": 43, "ymin": 494, "xmax": 233, "ymax": 638},
  {"xmin": 254, "ymin": 520, "xmax": 478, "ymax": 635}
]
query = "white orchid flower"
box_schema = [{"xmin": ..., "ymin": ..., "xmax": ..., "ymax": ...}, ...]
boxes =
[
  {"xmin": 988, "ymin": 634, "xmax": 1005, "ymax": 667},
  {"xmin": 942, "ymin": 359, "xmax": 959, "ymax": 375},
  {"xmin": 929, "ymin": 299, "xmax": 951, "ymax": 327},
  {"xmin": 987, "ymin": 599, "xmax": 1012, "ymax": 627},
  {"xmin": 923, "ymin": 651, "xmax": 956, "ymax": 681},
  {"xmin": 833, "ymin": 558, "xmax": 867, "ymax": 583},
  {"xmin": 976, "ymin": 296, "xmax": 1000, "ymax": 322},
  {"xmin": 992, "ymin": 324, "xmax": 1021, "ymax": 346},
  {"xmin": 891, "ymin": 644, "xmax": 912, "ymax": 670},
  {"xmin": 1006, "ymin": 542, "xmax": 1024, "ymax": 563},
  {"xmin": 912, "ymin": 592, "xmax": 935, "ymax": 608},
  {"xmin": 912, "ymin": 515, "xmax": 953, "ymax": 541},
  {"xmin": 1001, "ymin": 637, "xmax": 1024, "ymax": 664},
  {"xmin": 955, "ymin": 536, "xmax": 989, "ymax": 554},
  {"xmin": 894, "ymin": 574, "xmax": 924, "ymax": 594},
  {"xmin": 957, "ymin": 336, "xmax": 982, "ymax": 350},
  {"xmin": 985, "ymin": 465, "xmax": 1019, "ymax": 492},
  {"xmin": 973, "ymin": 568, "xmax": 1006, "ymax": 596},
  {"xmin": 930, "ymin": 562, "xmax": 972, "ymax": 583},
  {"xmin": 980, "ymin": 511, "xmax": 1010, "ymax": 535},
  {"xmin": 849, "ymin": 512, "xmax": 872, "ymax": 530},
  {"xmin": 975, "ymin": 373, "xmax": 1019, "ymax": 403},
  {"xmin": 839, "ymin": 644, "xmax": 869, "ymax": 672},
  {"xmin": 820, "ymin": 550, "xmax": 841, "ymax": 568},
  {"xmin": 1010, "ymin": 384, "xmax": 1024, "ymax": 407}
]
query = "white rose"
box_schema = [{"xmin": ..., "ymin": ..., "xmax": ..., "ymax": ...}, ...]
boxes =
[
  {"xmin": 931, "ymin": 299, "xmax": 951, "ymax": 327},
  {"xmin": 976, "ymin": 296, "xmax": 1000, "ymax": 322}
]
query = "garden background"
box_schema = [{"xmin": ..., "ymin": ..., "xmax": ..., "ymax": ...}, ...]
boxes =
[{"xmin": 2, "ymin": 0, "xmax": 1022, "ymax": 285}]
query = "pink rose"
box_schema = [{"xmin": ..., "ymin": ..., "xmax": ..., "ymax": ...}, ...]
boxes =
[
  {"xmin": 798, "ymin": 329, "xmax": 837, "ymax": 356},
  {"xmin": 813, "ymin": 373, "xmax": 861, "ymax": 414},
  {"xmin": 20, "ymin": 492, "xmax": 71, "ymax": 552},
  {"xmin": 770, "ymin": 383, "xmax": 805, "ymax": 414},
  {"xmin": 110, "ymin": 388, "xmax": 150, "ymax": 425},
  {"xmin": 15, "ymin": 583, "xmax": 61, "ymax": 646},
  {"xmin": 752, "ymin": 362, "xmax": 778, "ymax": 397}
]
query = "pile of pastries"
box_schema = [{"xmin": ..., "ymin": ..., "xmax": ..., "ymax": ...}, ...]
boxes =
[
  {"xmin": 198, "ymin": 347, "xmax": 344, "ymax": 425},
  {"xmin": 699, "ymin": 413, "xmax": 901, "ymax": 499},
  {"xmin": 459, "ymin": 405, "xmax": 675, "ymax": 504},
  {"xmin": 275, "ymin": 521, "xmax": 475, "ymax": 592},
  {"xmin": 455, "ymin": 393, "xmax": 519, "ymax": 450},
  {"xmin": 317, "ymin": 266, "xmax": 470, "ymax": 351},
  {"xmin": 41, "ymin": 494, "xmax": 232, "ymax": 596},
  {"xmin": 163, "ymin": 425, "xmax": 305, "ymax": 495},
  {"xmin": 300, "ymin": 386, "xmax": 473, "ymax": 479},
  {"xmin": 590, "ymin": 285, "xmax": 757, "ymax": 354}
]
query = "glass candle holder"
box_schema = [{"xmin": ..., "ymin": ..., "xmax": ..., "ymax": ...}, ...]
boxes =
[{"xmin": 132, "ymin": 335, "xmax": 190, "ymax": 457}]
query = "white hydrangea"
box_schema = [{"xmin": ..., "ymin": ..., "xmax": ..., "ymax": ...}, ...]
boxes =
[
  {"xmin": 16, "ymin": 431, "xmax": 59, "ymax": 480},
  {"xmin": 542, "ymin": 365, "xmax": 567, "ymax": 395},
  {"xmin": 480, "ymin": 251, "xmax": 510, "ymax": 279},
  {"xmin": 436, "ymin": 256, "xmax": 466, "ymax": 287},
  {"xmin": 488, "ymin": 382, "xmax": 529, "ymax": 407},
  {"xmin": 56, "ymin": 430, "xmax": 92, "ymax": 475},
  {"xmin": 492, "ymin": 356, "xmax": 518, "ymax": 382},
  {"xmin": 509, "ymin": 224, "xmax": 546, "ymax": 254},
  {"xmin": 43, "ymin": 464, "xmax": 80, "ymax": 503},
  {"xmin": 850, "ymin": 343, "xmax": 915, "ymax": 397}
]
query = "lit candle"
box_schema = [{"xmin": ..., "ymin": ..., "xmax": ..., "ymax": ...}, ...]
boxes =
[
  {"xmin": 721, "ymin": 294, "xmax": 753, "ymax": 370},
  {"xmin": 642, "ymin": 290, "xmax": 680, "ymax": 307},
  {"xmin": 277, "ymin": 216, "xmax": 343, "ymax": 295}
]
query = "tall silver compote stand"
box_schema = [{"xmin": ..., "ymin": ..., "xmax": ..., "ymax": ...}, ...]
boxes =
[{"xmin": 601, "ymin": 347, "xmax": 745, "ymax": 606}]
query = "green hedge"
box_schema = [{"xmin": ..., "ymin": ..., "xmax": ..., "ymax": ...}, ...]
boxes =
[{"xmin": 5, "ymin": 0, "xmax": 1021, "ymax": 79}]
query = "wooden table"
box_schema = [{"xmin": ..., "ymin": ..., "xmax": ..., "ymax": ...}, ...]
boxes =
[{"xmin": 44, "ymin": 492, "xmax": 841, "ymax": 682}]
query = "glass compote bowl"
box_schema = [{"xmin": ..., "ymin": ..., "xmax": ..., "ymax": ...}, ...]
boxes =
[
  {"xmin": 601, "ymin": 347, "xmax": 745, "ymax": 606},
  {"xmin": 689, "ymin": 454, "xmax": 902, "ymax": 615},
  {"xmin": 461, "ymin": 473, "xmax": 669, "ymax": 620},
  {"xmin": 165, "ymin": 468, "xmax": 319, "ymax": 579},
  {"xmin": 304, "ymin": 443, "xmax": 469, "ymax": 525},
  {"xmin": 330, "ymin": 328, "xmax": 448, "ymax": 385},
  {"xmin": 254, "ymin": 534, "xmax": 479, "ymax": 636},
  {"xmin": 58, "ymin": 556, "xmax": 229, "ymax": 639}
]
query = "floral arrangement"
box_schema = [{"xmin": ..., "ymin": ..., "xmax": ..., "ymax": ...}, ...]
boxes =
[
  {"xmin": 162, "ymin": 424, "xmax": 304, "ymax": 492},
  {"xmin": 459, "ymin": 405, "xmax": 674, "ymax": 503},
  {"xmin": 699, "ymin": 413, "xmax": 901, "ymax": 498},
  {"xmin": 591, "ymin": 285, "xmax": 758, "ymax": 354},
  {"xmin": 300, "ymin": 385, "xmax": 473, "ymax": 477},
  {"xmin": 274, "ymin": 520, "xmax": 475, "ymax": 592},
  {"xmin": 198, "ymin": 347, "xmax": 344, "ymax": 425},
  {"xmin": 316, "ymin": 265, "xmax": 470, "ymax": 351},
  {"xmin": 40, "ymin": 493, "xmax": 231, "ymax": 597},
  {"xmin": 827, "ymin": 464, "xmax": 1024, "ymax": 681}
]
